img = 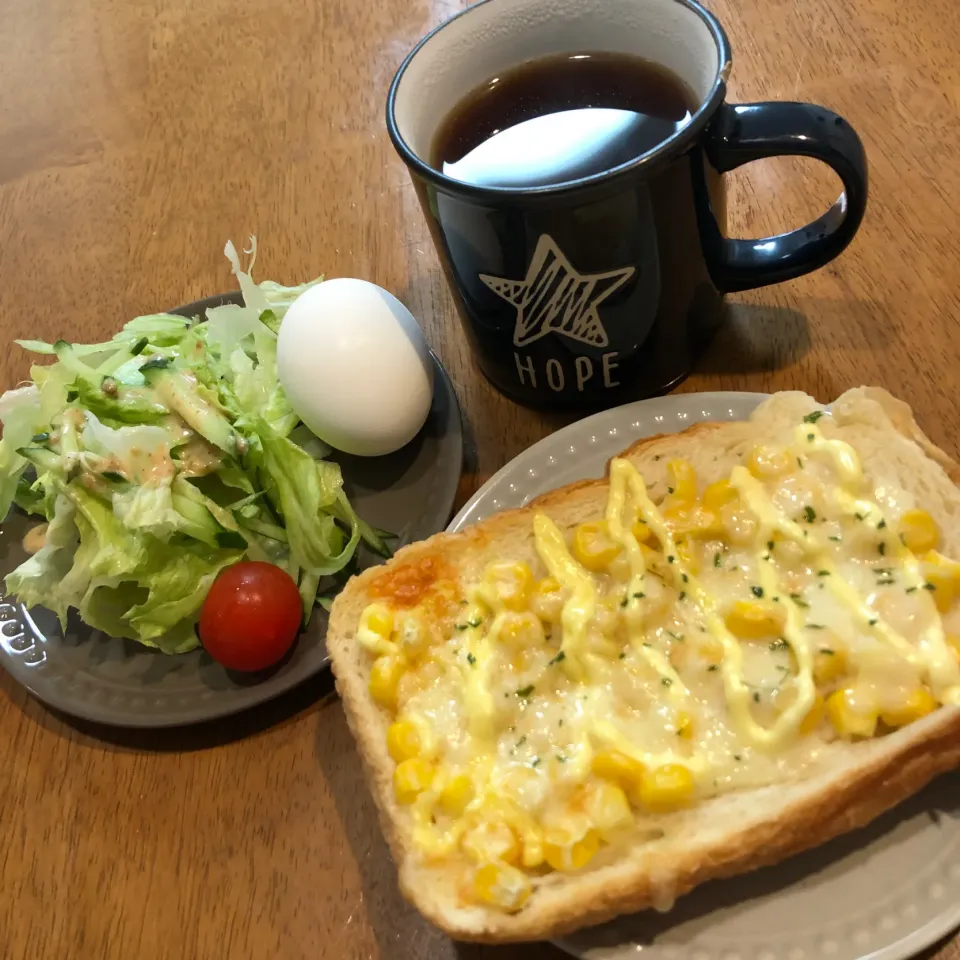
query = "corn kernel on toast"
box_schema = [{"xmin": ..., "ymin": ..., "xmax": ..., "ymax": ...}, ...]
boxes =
[{"xmin": 327, "ymin": 387, "xmax": 960, "ymax": 942}]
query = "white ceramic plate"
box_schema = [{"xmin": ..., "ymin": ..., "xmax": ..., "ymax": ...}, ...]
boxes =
[{"xmin": 449, "ymin": 391, "xmax": 960, "ymax": 960}]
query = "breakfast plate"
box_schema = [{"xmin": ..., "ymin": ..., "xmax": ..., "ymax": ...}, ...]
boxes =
[
  {"xmin": 0, "ymin": 294, "xmax": 463, "ymax": 728},
  {"xmin": 449, "ymin": 391, "xmax": 960, "ymax": 960}
]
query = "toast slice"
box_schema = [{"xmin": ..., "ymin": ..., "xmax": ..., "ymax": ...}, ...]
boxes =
[{"xmin": 327, "ymin": 387, "xmax": 960, "ymax": 942}]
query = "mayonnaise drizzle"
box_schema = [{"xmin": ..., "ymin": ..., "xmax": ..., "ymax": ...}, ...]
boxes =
[
  {"xmin": 608, "ymin": 458, "xmax": 811, "ymax": 749},
  {"xmin": 533, "ymin": 514, "xmax": 597, "ymax": 680},
  {"xmin": 733, "ymin": 451, "xmax": 930, "ymax": 672},
  {"xmin": 796, "ymin": 422, "xmax": 959, "ymax": 700},
  {"xmin": 461, "ymin": 602, "xmax": 499, "ymax": 740},
  {"xmin": 589, "ymin": 719, "xmax": 709, "ymax": 775},
  {"xmin": 796, "ymin": 423, "xmax": 863, "ymax": 486},
  {"xmin": 606, "ymin": 460, "xmax": 688, "ymax": 699}
]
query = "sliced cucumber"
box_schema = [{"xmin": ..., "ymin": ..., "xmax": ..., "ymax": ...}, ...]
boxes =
[
  {"xmin": 149, "ymin": 369, "xmax": 238, "ymax": 455},
  {"xmin": 54, "ymin": 340, "xmax": 101, "ymax": 388},
  {"xmin": 171, "ymin": 491, "xmax": 220, "ymax": 547},
  {"xmin": 16, "ymin": 445, "xmax": 61, "ymax": 474}
]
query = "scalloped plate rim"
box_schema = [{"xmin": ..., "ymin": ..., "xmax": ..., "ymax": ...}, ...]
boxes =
[{"xmin": 447, "ymin": 390, "xmax": 960, "ymax": 960}]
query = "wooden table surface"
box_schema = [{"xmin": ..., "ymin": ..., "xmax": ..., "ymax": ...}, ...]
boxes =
[{"xmin": 2, "ymin": 0, "xmax": 959, "ymax": 957}]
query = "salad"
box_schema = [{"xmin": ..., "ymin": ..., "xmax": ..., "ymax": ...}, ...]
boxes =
[{"xmin": 0, "ymin": 240, "xmax": 390, "ymax": 655}]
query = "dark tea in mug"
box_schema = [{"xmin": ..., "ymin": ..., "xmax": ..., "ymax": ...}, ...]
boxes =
[
  {"xmin": 432, "ymin": 52, "xmax": 699, "ymax": 188},
  {"xmin": 387, "ymin": 0, "xmax": 867, "ymax": 411}
]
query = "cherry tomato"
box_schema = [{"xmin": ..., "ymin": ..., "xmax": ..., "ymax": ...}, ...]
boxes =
[{"xmin": 199, "ymin": 561, "xmax": 302, "ymax": 671}]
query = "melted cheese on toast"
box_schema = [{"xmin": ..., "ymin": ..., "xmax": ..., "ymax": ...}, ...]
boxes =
[{"xmin": 354, "ymin": 413, "xmax": 960, "ymax": 913}]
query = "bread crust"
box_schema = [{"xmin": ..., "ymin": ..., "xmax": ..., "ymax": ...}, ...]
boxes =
[{"xmin": 327, "ymin": 387, "xmax": 960, "ymax": 942}]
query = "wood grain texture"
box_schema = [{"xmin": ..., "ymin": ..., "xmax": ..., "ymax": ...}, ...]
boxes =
[{"xmin": 0, "ymin": 0, "xmax": 958, "ymax": 958}]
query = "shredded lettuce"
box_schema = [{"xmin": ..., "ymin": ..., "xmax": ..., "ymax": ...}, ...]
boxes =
[
  {"xmin": 123, "ymin": 543, "xmax": 243, "ymax": 643},
  {"xmin": 205, "ymin": 303, "xmax": 268, "ymax": 356},
  {"xmin": 0, "ymin": 385, "xmax": 43, "ymax": 450},
  {"xmin": 0, "ymin": 238, "xmax": 388, "ymax": 651},
  {"xmin": 5, "ymin": 496, "xmax": 80, "ymax": 628},
  {"xmin": 255, "ymin": 423, "xmax": 360, "ymax": 578},
  {"xmin": 81, "ymin": 411, "xmax": 171, "ymax": 467},
  {"xmin": 113, "ymin": 482, "xmax": 182, "ymax": 540}
]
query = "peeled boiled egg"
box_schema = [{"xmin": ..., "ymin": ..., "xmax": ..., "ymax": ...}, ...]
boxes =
[{"xmin": 277, "ymin": 278, "xmax": 434, "ymax": 457}]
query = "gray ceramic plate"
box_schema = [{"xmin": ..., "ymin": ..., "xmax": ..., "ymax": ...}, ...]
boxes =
[
  {"xmin": 0, "ymin": 294, "xmax": 463, "ymax": 727},
  {"xmin": 449, "ymin": 392, "xmax": 960, "ymax": 960}
]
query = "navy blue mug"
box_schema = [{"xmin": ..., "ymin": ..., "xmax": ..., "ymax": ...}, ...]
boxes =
[{"xmin": 387, "ymin": 0, "xmax": 867, "ymax": 410}]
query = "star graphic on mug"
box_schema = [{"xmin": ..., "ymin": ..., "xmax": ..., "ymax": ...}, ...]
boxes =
[{"xmin": 479, "ymin": 234, "xmax": 635, "ymax": 349}]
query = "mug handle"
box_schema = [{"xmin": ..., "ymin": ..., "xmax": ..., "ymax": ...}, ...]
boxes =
[{"xmin": 706, "ymin": 102, "xmax": 868, "ymax": 294}]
